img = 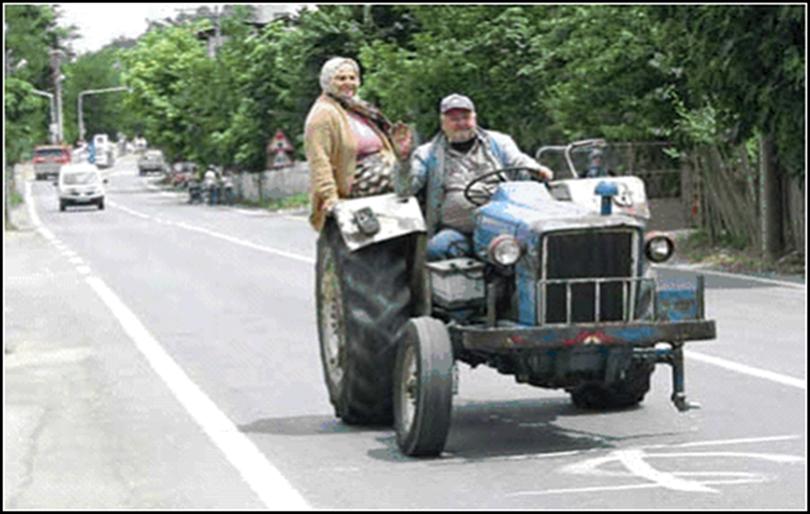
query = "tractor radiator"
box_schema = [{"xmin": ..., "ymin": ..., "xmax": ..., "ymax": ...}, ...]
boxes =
[{"xmin": 540, "ymin": 230, "xmax": 638, "ymax": 324}]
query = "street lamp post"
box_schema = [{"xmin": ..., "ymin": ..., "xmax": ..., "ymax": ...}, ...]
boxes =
[
  {"xmin": 78, "ymin": 86, "xmax": 129, "ymax": 142},
  {"xmin": 31, "ymin": 89, "xmax": 57, "ymax": 143}
]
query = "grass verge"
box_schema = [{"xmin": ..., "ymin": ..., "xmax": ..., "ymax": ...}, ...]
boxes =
[
  {"xmin": 675, "ymin": 229, "xmax": 805, "ymax": 277},
  {"xmin": 238, "ymin": 193, "xmax": 310, "ymax": 212}
]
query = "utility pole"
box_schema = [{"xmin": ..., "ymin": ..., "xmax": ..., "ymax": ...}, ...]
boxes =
[
  {"xmin": 50, "ymin": 49, "xmax": 65, "ymax": 143},
  {"xmin": 213, "ymin": 4, "xmax": 221, "ymax": 58},
  {"xmin": 759, "ymin": 134, "xmax": 782, "ymax": 259},
  {"xmin": 77, "ymin": 86, "xmax": 129, "ymax": 142}
]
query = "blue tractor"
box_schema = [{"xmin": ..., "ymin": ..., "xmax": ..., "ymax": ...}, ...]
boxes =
[{"xmin": 315, "ymin": 139, "xmax": 716, "ymax": 457}]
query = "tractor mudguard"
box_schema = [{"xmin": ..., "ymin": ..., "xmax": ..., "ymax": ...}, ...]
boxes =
[{"xmin": 332, "ymin": 193, "xmax": 426, "ymax": 251}]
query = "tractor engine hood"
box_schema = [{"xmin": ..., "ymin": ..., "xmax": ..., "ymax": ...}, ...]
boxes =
[
  {"xmin": 473, "ymin": 181, "xmax": 646, "ymax": 260},
  {"xmin": 550, "ymin": 176, "xmax": 651, "ymax": 220}
]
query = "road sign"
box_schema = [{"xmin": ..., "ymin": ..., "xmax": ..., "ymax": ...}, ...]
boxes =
[{"xmin": 271, "ymin": 130, "xmax": 294, "ymax": 153}]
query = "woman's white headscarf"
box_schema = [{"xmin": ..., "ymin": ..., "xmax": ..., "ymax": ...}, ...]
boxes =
[{"xmin": 319, "ymin": 57, "xmax": 360, "ymax": 96}]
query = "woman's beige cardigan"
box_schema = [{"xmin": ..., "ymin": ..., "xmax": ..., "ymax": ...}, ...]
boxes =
[{"xmin": 304, "ymin": 94, "xmax": 395, "ymax": 232}]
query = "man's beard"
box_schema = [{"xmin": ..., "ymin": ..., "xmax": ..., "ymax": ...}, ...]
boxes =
[{"xmin": 446, "ymin": 128, "xmax": 476, "ymax": 143}]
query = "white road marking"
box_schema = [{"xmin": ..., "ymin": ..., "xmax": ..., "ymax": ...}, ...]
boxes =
[
  {"xmin": 108, "ymin": 202, "xmax": 314, "ymax": 264},
  {"xmin": 233, "ymin": 208, "xmax": 263, "ymax": 216},
  {"xmin": 6, "ymin": 347, "xmax": 95, "ymax": 369},
  {"xmin": 25, "ymin": 181, "xmax": 311, "ymax": 509},
  {"xmin": 69, "ymin": 256, "xmax": 84, "ymax": 265},
  {"xmin": 653, "ymin": 263, "xmax": 805, "ymax": 289},
  {"xmin": 506, "ymin": 478, "xmax": 767, "ymax": 497},
  {"xmin": 509, "ymin": 435, "xmax": 803, "ymax": 497},
  {"xmin": 76, "ymin": 266, "xmax": 92, "ymax": 275},
  {"xmin": 109, "ymin": 201, "xmax": 151, "ymax": 220},
  {"xmin": 173, "ymin": 221, "xmax": 315, "ymax": 264},
  {"xmin": 673, "ymin": 435, "xmax": 800, "ymax": 448},
  {"xmin": 631, "ymin": 451, "xmax": 802, "ymax": 464},
  {"xmin": 4, "ymin": 270, "xmax": 57, "ymax": 283},
  {"xmin": 686, "ymin": 350, "xmax": 805, "ymax": 390},
  {"xmin": 616, "ymin": 449, "xmax": 717, "ymax": 492},
  {"xmin": 85, "ymin": 276, "xmax": 310, "ymax": 509}
]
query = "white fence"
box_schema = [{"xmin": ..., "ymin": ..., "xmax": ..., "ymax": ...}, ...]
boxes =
[{"xmin": 233, "ymin": 162, "xmax": 309, "ymax": 203}]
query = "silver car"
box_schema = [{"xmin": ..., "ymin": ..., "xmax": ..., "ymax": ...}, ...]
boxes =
[{"xmin": 138, "ymin": 149, "xmax": 167, "ymax": 176}]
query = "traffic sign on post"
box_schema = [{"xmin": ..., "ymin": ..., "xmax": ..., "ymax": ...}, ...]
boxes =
[{"xmin": 267, "ymin": 130, "xmax": 295, "ymax": 169}]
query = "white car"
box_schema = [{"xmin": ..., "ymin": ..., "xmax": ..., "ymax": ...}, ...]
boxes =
[{"xmin": 55, "ymin": 163, "xmax": 107, "ymax": 211}]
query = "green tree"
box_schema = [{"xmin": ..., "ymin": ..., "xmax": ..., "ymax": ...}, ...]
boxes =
[
  {"xmin": 120, "ymin": 24, "xmax": 212, "ymax": 163},
  {"xmin": 651, "ymin": 5, "xmax": 805, "ymax": 256},
  {"xmin": 4, "ymin": 4, "xmax": 73, "ymax": 160},
  {"xmin": 653, "ymin": 5, "xmax": 804, "ymax": 181},
  {"xmin": 4, "ymin": 78, "xmax": 48, "ymax": 164},
  {"xmin": 62, "ymin": 47, "xmax": 131, "ymax": 144}
]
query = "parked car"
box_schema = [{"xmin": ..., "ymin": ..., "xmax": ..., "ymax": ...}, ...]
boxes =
[
  {"xmin": 33, "ymin": 144, "xmax": 71, "ymax": 180},
  {"xmin": 55, "ymin": 162, "xmax": 107, "ymax": 211},
  {"xmin": 138, "ymin": 149, "xmax": 167, "ymax": 176}
]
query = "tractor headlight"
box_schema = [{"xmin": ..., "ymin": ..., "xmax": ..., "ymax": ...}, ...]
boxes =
[
  {"xmin": 489, "ymin": 235, "xmax": 522, "ymax": 266},
  {"xmin": 645, "ymin": 233, "xmax": 675, "ymax": 263}
]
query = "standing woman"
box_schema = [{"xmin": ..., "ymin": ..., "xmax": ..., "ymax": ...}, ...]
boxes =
[
  {"xmin": 308, "ymin": 57, "xmax": 415, "ymax": 426},
  {"xmin": 304, "ymin": 56, "xmax": 411, "ymax": 231}
]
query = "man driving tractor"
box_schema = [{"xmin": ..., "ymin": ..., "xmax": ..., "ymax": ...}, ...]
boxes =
[{"xmin": 406, "ymin": 94, "xmax": 555, "ymax": 260}]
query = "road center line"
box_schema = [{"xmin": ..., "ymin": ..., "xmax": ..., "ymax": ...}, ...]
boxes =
[
  {"xmin": 109, "ymin": 200, "xmax": 315, "ymax": 264},
  {"xmin": 685, "ymin": 350, "xmax": 805, "ymax": 390},
  {"xmin": 173, "ymin": 220, "xmax": 315, "ymax": 264}
]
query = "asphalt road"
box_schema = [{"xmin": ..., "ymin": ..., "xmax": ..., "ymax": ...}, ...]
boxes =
[{"xmin": 4, "ymin": 156, "xmax": 806, "ymax": 509}]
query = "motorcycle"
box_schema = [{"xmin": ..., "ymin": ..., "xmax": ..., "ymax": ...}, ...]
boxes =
[{"xmin": 188, "ymin": 179, "xmax": 204, "ymax": 204}]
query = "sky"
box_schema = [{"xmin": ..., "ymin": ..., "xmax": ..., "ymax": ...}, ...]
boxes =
[{"xmin": 56, "ymin": 3, "xmax": 223, "ymax": 54}]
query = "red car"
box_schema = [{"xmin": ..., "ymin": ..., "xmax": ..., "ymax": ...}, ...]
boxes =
[{"xmin": 33, "ymin": 144, "xmax": 72, "ymax": 180}]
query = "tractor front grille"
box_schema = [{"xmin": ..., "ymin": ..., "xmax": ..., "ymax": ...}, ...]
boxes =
[{"xmin": 540, "ymin": 229, "xmax": 638, "ymax": 324}]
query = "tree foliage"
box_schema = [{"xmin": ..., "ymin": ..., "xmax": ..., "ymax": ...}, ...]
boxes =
[
  {"xmin": 62, "ymin": 47, "xmax": 131, "ymax": 143},
  {"xmin": 4, "ymin": 4, "xmax": 68, "ymax": 163},
  {"xmin": 120, "ymin": 24, "xmax": 213, "ymax": 163},
  {"xmin": 7, "ymin": 4, "xmax": 803, "ymax": 184},
  {"xmin": 650, "ymin": 5, "xmax": 805, "ymax": 180}
]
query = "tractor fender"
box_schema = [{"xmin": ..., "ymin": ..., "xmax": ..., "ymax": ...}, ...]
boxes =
[{"xmin": 333, "ymin": 193, "xmax": 426, "ymax": 251}]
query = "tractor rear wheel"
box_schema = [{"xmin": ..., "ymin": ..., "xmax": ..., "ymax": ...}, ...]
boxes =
[{"xmin": 316, "ymin": 219, "xmax": 412, "ymax": 425}]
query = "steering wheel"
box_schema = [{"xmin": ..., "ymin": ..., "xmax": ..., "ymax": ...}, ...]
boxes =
[{"xmin": 463, "ymin": 167, "xmax": 549, "ymax": 207}]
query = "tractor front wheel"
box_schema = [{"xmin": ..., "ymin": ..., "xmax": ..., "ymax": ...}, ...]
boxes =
[{"xmin": 394, "ymin": 317, "xmax": 454, "ymax": 457}]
